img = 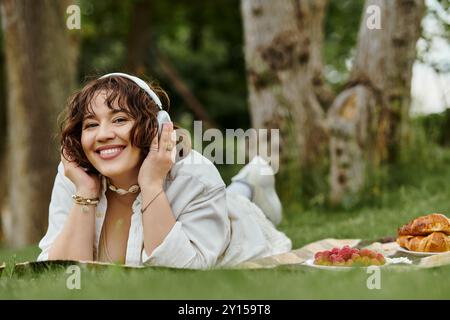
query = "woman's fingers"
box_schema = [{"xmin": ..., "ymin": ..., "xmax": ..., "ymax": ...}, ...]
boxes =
[
  {"xmin": 61, "ymin": 148, "xmax": 80, "ymax": 173},
  {"xmin": 150, "ymin": 130, "xmax": 159, "ymax": 153},
  {"xmin": 159, "ymin": 122, "xmax": 174, "ymax": 154}
]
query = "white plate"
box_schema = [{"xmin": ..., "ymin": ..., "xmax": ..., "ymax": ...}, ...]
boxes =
[
  {"xmin": 396, "ymin": 246, "xmax": 450, "ymax": 256},
  {"xmin": 303, "ymin": 258, "xmax": 391, "ymax": 270}
]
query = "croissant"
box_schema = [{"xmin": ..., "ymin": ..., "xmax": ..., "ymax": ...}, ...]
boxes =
[
  {"xmin": 397, "ymin": 232, "xmax": 450, "ymax": 252},
  {"xmin": 397, "ymin": 213, "xmax": 450, "ymax": 236}
]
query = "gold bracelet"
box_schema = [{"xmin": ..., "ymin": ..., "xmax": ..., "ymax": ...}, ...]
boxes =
[
  {"xmin": 72, "ymin": 194, "xmax": 99, "ymax": 213},
  {"xmin": 72, "ymin": 194, "xmax": 99, "ymax": 205},
  {"xmin": 141, "ymin": 189, "xmax": 164, "ymax": 214}
]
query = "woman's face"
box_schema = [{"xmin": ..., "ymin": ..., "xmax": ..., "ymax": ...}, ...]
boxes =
[{"xmin": 81, "ymin": 90, "xmax": 142, "ymax": 179}]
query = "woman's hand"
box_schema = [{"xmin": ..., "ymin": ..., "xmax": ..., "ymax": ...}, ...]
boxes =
[
  {"xmin": 61, "ymin": 148, "xmax": 101, "ymax": 198},
  {"xmin": 138, "ymin": 122, "xmax": 176, "ymax": 189}
]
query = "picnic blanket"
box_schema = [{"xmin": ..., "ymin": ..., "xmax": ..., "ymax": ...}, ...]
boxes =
[
  {"xmin": 2, "ymin": 238, "xmax": 450, "ymax": 276},
  {"xmin": 235, "ymin": 238, "xmax": 450, "ymax": 269}
]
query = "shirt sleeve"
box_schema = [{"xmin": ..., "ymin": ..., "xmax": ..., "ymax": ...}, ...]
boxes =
[
  {"xmin": 141, "ymin": 178, "xmax": 230, "ymax": 270},
  {"xmin": 37, "ymin": 162, "xmax": 75, "ymax": 261}
]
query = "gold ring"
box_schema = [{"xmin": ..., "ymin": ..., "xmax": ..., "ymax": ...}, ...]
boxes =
[{"xmin": 166, "ymin": 143, "xmax": 174, "ymax": 151}]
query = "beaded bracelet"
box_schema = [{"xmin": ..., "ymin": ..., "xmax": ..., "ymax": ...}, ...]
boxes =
[{"xmin": 72, "ymin": 194, "xmax": 100, "ymax": 213}]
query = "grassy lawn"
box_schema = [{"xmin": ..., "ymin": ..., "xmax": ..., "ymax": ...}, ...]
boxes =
[{"xmin": 1, "ymin": 146, "xmax": 450, "ymax": 299}]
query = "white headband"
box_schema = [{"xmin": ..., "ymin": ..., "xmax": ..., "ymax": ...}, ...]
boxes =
[{"xmin": 99, "ymin": 72, "xmax": 163, "ymax": 110}]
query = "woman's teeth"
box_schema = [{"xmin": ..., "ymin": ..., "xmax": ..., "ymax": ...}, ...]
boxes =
[
  {"xmin": 100, "ymin": 148, "xmax": 122, "ymax": 155},
  {"xmin": 98, "ymin": 147, "xmax": 124, "ymax": 159}
]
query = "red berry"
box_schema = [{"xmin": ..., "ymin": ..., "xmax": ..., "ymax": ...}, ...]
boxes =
[
  {"xmin": 341, "ymin": 250, "xmax": 352, "ymax": 260},
  {"xmin": 360, "ymin": 249, "xmax": 371, "ymax": 257}
]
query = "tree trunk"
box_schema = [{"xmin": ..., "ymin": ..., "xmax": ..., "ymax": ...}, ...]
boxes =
[
  {"xmin": 328, "ymin": 0, "xmax": 425, "ymax": 204},
  {"xmin": 307, "ymin": 0, "xmax": 335, "ymax": 110},
  {"xmin": 0, "ymin": 0, "xmax": 75, "ymax": 247},
  {"xmin": 126, "ymin": 0, "xmax": 153, "ymax": 77},
  {"xmin": 0, "ymin": 22, "xmax": 6, "ymax": 242},
  {"xmin": 241, "ymin": 0, "xmax": 329, "ymax": 198}
]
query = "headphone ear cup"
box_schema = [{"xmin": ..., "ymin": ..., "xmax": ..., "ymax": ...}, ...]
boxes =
[{"xmin": 157, "ymin": 110, "xmax": 172, "ymax": 136}]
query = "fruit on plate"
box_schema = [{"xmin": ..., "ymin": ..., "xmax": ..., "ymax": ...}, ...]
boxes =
[{"xmin": 313, "ymin": 246, "xmax": 385, "ymax": 266}]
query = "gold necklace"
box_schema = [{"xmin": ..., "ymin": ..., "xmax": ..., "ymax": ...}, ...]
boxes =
[{"xmin": 101, "ymin": 222, "xmax": 114, "ymax": 263}]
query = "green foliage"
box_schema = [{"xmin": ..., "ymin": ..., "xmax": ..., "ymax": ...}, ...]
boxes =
[
  {"xmin": 152, "ymin": 0, "xmax": 249, "ymax": 129},
  {"xmin": 414, "ymin": 109, "xmax": 450, "ymax": 147},
  {"xmin": 78, "ymin": 0, "xmax": 133, "ymax": 75},
  {"xmin": 323, "ymin": 0, "xmax": 365, "ymax": 89},
  {"xmin": 77, "ymin": 0, "xmax": 249, "ymax": 129}
]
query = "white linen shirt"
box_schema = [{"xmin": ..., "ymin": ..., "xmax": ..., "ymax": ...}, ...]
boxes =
[{"xmin": 37, "ymin": 150, "xmax": 292, "ymax": 269}]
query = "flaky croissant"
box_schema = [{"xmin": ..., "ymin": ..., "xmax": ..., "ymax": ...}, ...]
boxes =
[
  {"xmin": 397, "ymin": 232, "xmax": 450, "ymax": 252},
  {"xmin": 397, "ymin": 213, "xmax": 450, "ymax": 236}
]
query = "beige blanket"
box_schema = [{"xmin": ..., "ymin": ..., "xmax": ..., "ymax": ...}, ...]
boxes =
[{"xmin": 236, "ymin": 238, "xmax": 450, "ymax": 269}]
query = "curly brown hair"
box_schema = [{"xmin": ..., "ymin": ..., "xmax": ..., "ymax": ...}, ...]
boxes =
[{"xmin": 59, "ymin": 75, "xmax": 184, "ymax": 175}]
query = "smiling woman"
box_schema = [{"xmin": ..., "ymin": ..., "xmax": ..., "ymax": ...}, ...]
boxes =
[
  {"xmin": 37, "ymin": 73, "xmax": 292, "ymax": 269},
  {"xmin": 81, "ymin": 94, "xmax": 143, "ymax": 183}
]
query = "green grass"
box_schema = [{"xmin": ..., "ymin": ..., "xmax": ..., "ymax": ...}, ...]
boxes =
[
  {"xmin": 1, "ymin": 262, "xmax": 450, "ymax": 299},
  {"xmin": 1, "ymin": 146, "xmax": 450, "ymax": 299}
]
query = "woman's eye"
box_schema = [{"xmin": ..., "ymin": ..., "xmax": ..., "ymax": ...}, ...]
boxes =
[
  {"xmin": 84, "ymin": 123, "xmax": 97, "ymax": 129},
  {"xmin": 114, "ymin": 118, "xmax": 128, "ymax": 124}
]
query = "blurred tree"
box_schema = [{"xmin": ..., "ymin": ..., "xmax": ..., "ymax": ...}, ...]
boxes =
[
  {"xmin": 241, "ymin": 0, "xmax": 329, "ymax": 199},
  {"xmin": 0, "ymin": 18, "xmax": 5, "ymax": 241},
  {"xmin": 0, "ymin": 0, "xmax": 77, "ymax": 246},
  {"xmin": 125, "ymin": 0, "xmax": 216, "ymax": 127},
  {"xmin": 153, "ymin": 0, "xmax": 249, "ymax": 129},
  {"xmin": 77, "ymin": 0, "xmax": 248, "ymax": 130},
  {"xmin": 126, "ymin": 0, "xmax": 153, "ymax": 76},
  {"xmin": 328, "ymin": 0, "xmax": 425, "ymax": 205}
]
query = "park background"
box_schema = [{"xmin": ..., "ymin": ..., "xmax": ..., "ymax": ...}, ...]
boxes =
[{"xmin": 0, "ymin": 0, "xmax": 449, "ymax": 299}]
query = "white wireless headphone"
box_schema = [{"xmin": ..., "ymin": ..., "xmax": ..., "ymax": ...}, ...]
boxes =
[{"xmin": 99, "ymin": 72, "xmax": 172, "ymax": 134}]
